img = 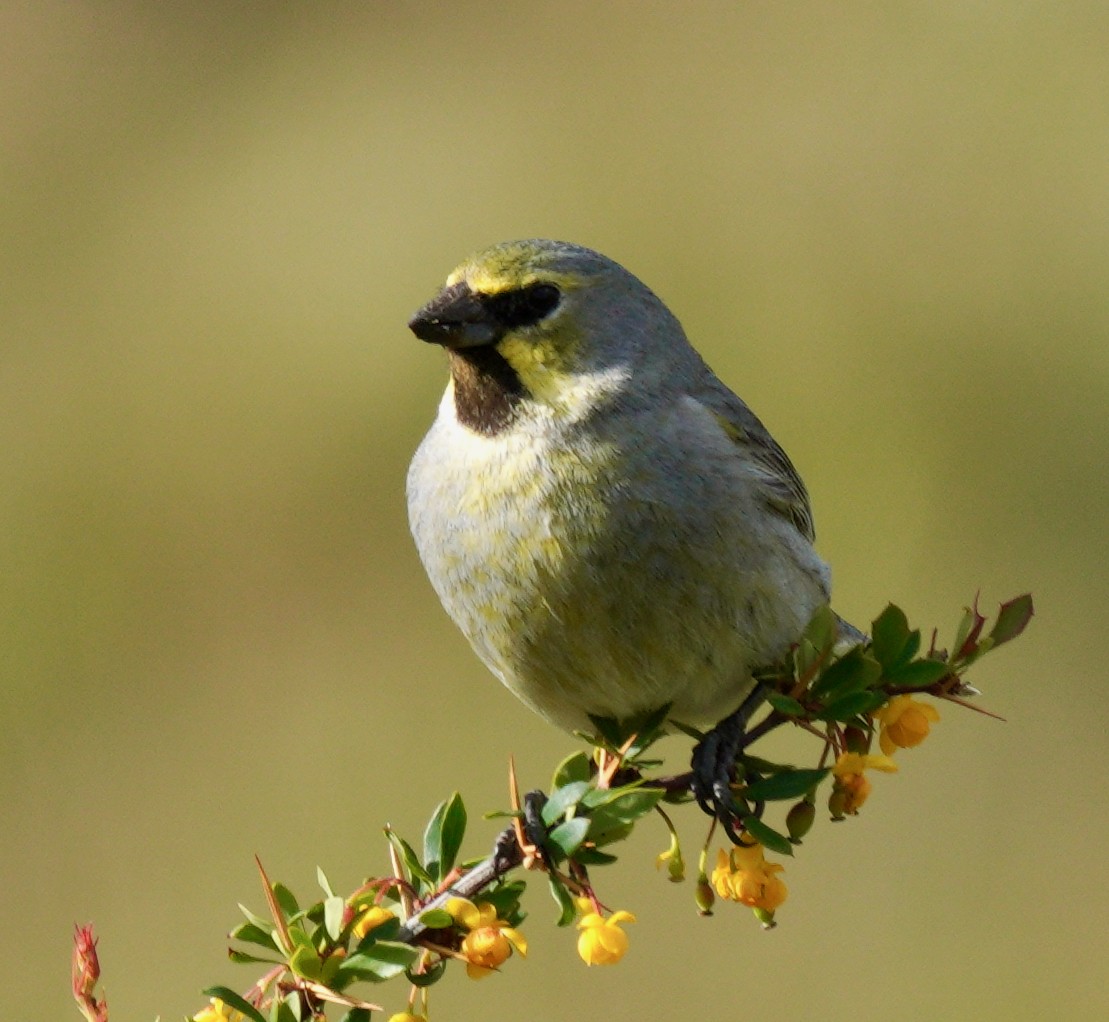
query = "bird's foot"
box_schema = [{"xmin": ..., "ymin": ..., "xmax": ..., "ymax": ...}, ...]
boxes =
[
  {"xmin": 690, "ymin": 684, "xmax": 768, "ymax": 844},
  {"xmin": 513, "ymin": 789, "xmax": 551, "ymax": 870}
]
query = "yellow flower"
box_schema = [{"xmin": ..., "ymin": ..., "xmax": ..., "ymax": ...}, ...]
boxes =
[
  {"xmin": 710, "ymin": 838, "xmax": 788, "ymax": 913},
  {"xmin": 351, "ymin": 904, "xmax": 397, "ymax": 941},
  {"xmin": 737, "ymin": 865, "xmax": 787, "ymax": 910},
  {"xmin": 388, "ymin": 1013, "xmax": 427, "ymax": 1022},
  {"xmin": 875, "ymin": 695, "xmax": 940, "ymax": 755},
  {"xmin": 446, "ymin": 897, "xmax": 527, "ymax": 979},
  {"xmin": 459, "ymin": 928, "xmax": 516, "ymax": 979},
  {"xmin": 193, "ymin": 999, "xmax": 245, "ymax": 1022},
  {"xmin": 577, "ymin": 908, "xmax": 636, "ymax": 965},
  {"xmin": 837, "ymin": 771, "xmax": 871, "ymax": 814},
  {"xmin": 832, "ymin": 752, "xmax": 898, "ymax": 814}
]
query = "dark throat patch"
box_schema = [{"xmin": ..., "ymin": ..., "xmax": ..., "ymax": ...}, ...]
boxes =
[{"xmin": 448, "ymin": 346, "xmax": 525, "ymax": 435}]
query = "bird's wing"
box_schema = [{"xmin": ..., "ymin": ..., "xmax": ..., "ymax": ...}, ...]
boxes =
[{"xmin": 694, "ymin": 378, "xmax": 816, "ymax": 542}]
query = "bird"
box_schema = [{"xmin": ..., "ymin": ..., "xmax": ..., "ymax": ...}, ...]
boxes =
[{"xmin": 406, "ymin": 239, "xmax": 844, "ymax": 827}]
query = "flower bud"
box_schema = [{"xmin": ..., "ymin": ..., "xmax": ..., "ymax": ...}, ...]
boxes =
[
  {"xmin": 785, "ymin": 799, "xmax": 816, "ymax": 843},
  {"xmin": 752, "ymin": 907, "xmax": 777, "ymax": 929},
  {"xmin": 72, "ymin": 924, "xmax": 100, "ymax": 1000},
  {"xmin": 843, "ymin": 726, "xmax": 870, "ymax": 754},
  {"xmin": 694, "ymin": 877, "xmax": 715, "ymax": 916},
  {"xmin": 828, "ymin": 788, "xmax": 848, "ymax": 821}
]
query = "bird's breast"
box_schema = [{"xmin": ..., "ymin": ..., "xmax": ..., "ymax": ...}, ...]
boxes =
[{"xmin": 406, "ymin": 401, "xmax": 829, "ymax": 731}]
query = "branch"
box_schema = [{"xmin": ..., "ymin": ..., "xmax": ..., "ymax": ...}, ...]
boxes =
[
  {"xmin": 72, "ymin": 594, "xmax": 1033, "ymax": 1022},
  {"xmin": 396, "ymin": 825, "xmax": 524, "ymax": 943}
]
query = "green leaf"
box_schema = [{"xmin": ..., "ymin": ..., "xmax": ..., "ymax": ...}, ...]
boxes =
[
  {"xmin": 885, "ymin": 658, "xmax": 951, "ymax": 689},
  {"xmin": 580, "ymin": 785, "xmax": 663, "ymax": 817},
  {"xmin": 273, "ymin": 993, "xmax": 302, "ymax": 1022},
  {"xmin": 627, "ymin": 702, "xmax": 673, "ymax": 748},
  {"xmin": 238, "ymin": 903, "xmax": 273, "ymax": 930},
  {"xmin": 422, "ymin": 802, "xmax": 445, "ymax": 880},
  {"xmin": 336, "ymin": 941, "xmax": 420, "ymax": 983},
  {"xmin": 586, "ymin": 815, "xmax": 634, "ymax": 847},
  {"xmin": 385, "ymin": 829, "xmax": 432, "ymax": 890},
  {"xmin": 964, "ymin": 635, "xmax": 995, "ymax": 666},
  {"xmin": 548, "ymin": 817, "xmax": 590, "ymax": 859},
  {"xmin": 801, "ymin": 603, "xmax": 837, "ymax": 653},
  {"xmin": 541, "ymin": 780, "xmax": 591, "ymax": 825},
  {"xmin": 810, "ymin": 647, "xmax": 882, "ymax": 700},
  {"xmin": 416, "ymin": 908, "xmax": 454, "ymax": 930},
  {"xmin": 288, "ymin": 943, "xmax": 322, "ymax": 980},
  {"xmin": 952, "ymin": 601, "xmax": 988, "ymax": 661},
  {"xmin": 586, "ymin": 713, "xmax": 626, "ymax": 748},
  {"xmin": 573, "ymin": 847, "xmax": 619, "ymax": 866},
  {"xmin": 739, "ymin": 754, "xmax": 789, "ymax": 775},
  {"xmin": 667, "ymin": 718, "xmax": 706, "ymax": 740},
  {"xmin": 286, "ymin": 993, "xmax": 307, "ymax": 1022},
  {"xmin": 579, "ymin": 785, "xmax": 623, "ymax": 809},
  {"xmin": 286, "ymin": 924, "xmax": 314, "ymax": 950},
  {"xmin": 229, "ymin": 922, "xmax": 280, "ymax": 952},
  {"xmin": 316, "ymin": 866, "xmax": 334, "ymax": 898},
  {"xmin": 551, "ymin": 750, "xmax": 592, "ymax": 788},
  {"xmin": 764, "ymin": 692, "xmax": 805, "ymax": 716},
  {"xmin": 793, "ymin": 638, "xmax": 822, "ymax": 679},
  {"xmin": 202, "ymin": 987, "xmax": 267, "ymax": 1022},
  {"xmin": 739, "ymin": 816, "xmax": 794, "ymax": 857},
  {"xmin": 990, "ymin": 594, "xmax": 1034, "ymax": 647},
  {"xmin": 743, "ymin": 768, "xmax": 830, "ymax": 802},
  {"xmin": 321, "ymin": 951, "xmax": 346, "ymax": 988},
  {"xmin": 586, "ymin": 704, "xmax": 671, "ymax": 752},
  {"xmin": 228, "ymin": 949, "xmax": 281, "ymax": 965},
  {"xmin": 337, "ymin": 1010, "xmax": 373, "ymax": 1022},
  {"xmin": 819, "ymin": 690, "xmax": 889, "ymax": 721},
  {"xmin": 481, "ymin": 809, "xmax": 520, "ymax": 821},
  {"xmin": 352, "ymin": 915, "xmax": 400, "ymax": 950},
  {"xmin": 582, "ymin": 789, "xmax": 664, "ymax": 845},
  {"xmin": 323, "ymin": 895, "xmax": 345, "ymax": 942},
  {"xmin": 637, "ymin": 701, "xmax": 674, "ymax": 734},
  {"xmin": 475, "ymin": 879, "xmax": 526, "ymax": 923},
  {"xmin": 272, "ymin": 883, "xmax": 300, "ymax": 919},
  {"xmin": 870, "ymin": 604, "xmax": 913, "ymax": 669},
  {"xmin": 548, "ymin": 873, "xmax": 577, "ymax": 926},
  {"xmin": 407, "ymin": 958, "xmax": 448, "ymax": 988},
  {"xmin": 439, "ymin": 792, "xmax": 468, "ymax": 879},
  {"xmin": 423, "ymin": 792, "xmax": 467, "ymax": 884}
]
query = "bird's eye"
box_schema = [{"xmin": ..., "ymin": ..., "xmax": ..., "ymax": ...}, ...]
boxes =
[{"xmin": 482, "ymin": 283, "xmax": 561, "ymax": 330}]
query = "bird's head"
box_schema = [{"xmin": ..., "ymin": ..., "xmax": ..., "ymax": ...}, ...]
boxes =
[{"xmin": 408, "ymin": 239, "xmax": 692, "ymax": 432}]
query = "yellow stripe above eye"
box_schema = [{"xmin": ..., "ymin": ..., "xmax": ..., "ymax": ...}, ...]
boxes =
[{"xmin": 449, "ymin": 265, "xmax": 583, "ymax": 296}]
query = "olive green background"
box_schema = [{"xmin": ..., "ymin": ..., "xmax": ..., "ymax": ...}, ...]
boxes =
[{"xmin": 3, "ymin": 4, "xmax": 1106, "ymax": 1020}]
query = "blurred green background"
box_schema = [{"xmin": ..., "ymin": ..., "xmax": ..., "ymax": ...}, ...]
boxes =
[{"xmin": 3, "ymin": 3, "xmax": 1107, "ymax": 1020}]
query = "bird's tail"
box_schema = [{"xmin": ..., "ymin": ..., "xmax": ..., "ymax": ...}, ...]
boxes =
[{"xmin": 835, "ymin": 613, "xmax": 868, "ymax": 649}]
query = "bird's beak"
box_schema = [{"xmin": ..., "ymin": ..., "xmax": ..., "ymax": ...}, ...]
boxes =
[{"xmin": 408, "ymin": 281, "xmax": 498, "ymax": 348}]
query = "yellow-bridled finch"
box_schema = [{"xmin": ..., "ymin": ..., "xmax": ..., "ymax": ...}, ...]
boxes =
[{"xmin": 406, "ymin": 240, "xmax": 856, "ymax": 823}]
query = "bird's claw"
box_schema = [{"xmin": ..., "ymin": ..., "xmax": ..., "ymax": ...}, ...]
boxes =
[
  {"xmin": 691, "ymin": 684, "xmax": 768, "ymax": 843},
  {"xmin": 515, "ymin": 789, "xmax": 550, "ymax": 869}
]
